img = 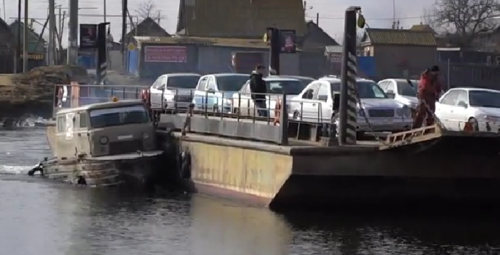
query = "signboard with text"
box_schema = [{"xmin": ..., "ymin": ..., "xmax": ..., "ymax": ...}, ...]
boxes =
[
  {"xmin": 79, "ymin": 24, "xmax": 97, "ymax": 48},
  {"xmin": 279, "ymin": 30, "xmax": 296, "ymax": 53},
  {"xmin": 144, "ymin": 46, "xmax": 187, "ymax": 63}
]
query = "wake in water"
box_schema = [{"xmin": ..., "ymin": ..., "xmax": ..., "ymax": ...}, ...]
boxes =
[
  {"xmin": 0, "ymin": 115, "xmax": 52, "ymax": 130},
  {"xmin": 0, "ymin": 165, "xmax": 33, "ymax": 175},
  {"xmin": 0, "ymin": 128, "xmax": 51, "ymax": 176}
]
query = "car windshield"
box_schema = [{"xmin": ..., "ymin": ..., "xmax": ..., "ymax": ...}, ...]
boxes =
[
  {"xmin": 469, "ymin": 90, "xmax": 500, "ymax": 108},
  {"xmin": 216, "ymin": 75, "xmax": 249, "ymax": 91},
  {"xmin": 89, "ymin": 105, "xmax": 149, "ymax": 128},
  {"xmin": 266, "ymin": 80, "xmax": 305, "ymax": 95},
  {"xmin": 295, "ymin": 77, "xmax": 314, "ymax": 87},
  {"xmin": 396, "ymin": 80, "xmax": 418, "ymax": 97},
  {"xmin": 167, "ymin": 75, "xmax": 200, "ymax": 89},
  {"xmin": 329, "ymin": 81, "xmax": 387, "ymax": 99}
]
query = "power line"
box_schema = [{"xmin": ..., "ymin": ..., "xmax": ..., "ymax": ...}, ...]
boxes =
[{"xmin": 306, "ymin": 15, "xmax": 429, "ymax": 21}]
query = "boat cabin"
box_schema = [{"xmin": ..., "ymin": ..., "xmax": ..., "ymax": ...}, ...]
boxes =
[{"xmin": 52, "ymin": 99, "xmax": 156, "ymax": 159}]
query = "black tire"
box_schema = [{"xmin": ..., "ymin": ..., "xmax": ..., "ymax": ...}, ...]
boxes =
[
  {"xmin": 468, "ymin": 117, "xmax": 479, "ymax": 131},
  {"xmin": 233, "ymin": 108, "xmax": 239, "ymax": 115},
  {"xmin": 356, "ymin": 131, "xmax": 365, "ymax": 139},
  {"xmin": 293, "ymin": 110, "xmax": 300, "ymax": 120}
]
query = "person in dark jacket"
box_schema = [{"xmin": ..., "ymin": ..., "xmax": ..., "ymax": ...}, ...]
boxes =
[
  {"xmin": 249, "ymin": 64, "xmax": 268, "ymax": 117},
  {"xmin": 413, "ymin": 65, "xmax": 442, "ymax": 128}
]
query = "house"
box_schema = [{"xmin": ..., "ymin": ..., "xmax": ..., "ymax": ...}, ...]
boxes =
[
  {"xmin": 298, "ymin": 21, "xmax": 339, "ymax": 77},
  {"xmin": 126, "ymin": 36, "xmax": 272, "ymax": 78},
  {"xmin": 9, "ymin": 20, "xmax": 46, "ymax": 54},
  {"xmin": 0, "ymin": 17, "xmax": 15, "ymax": 73},
  {"xmin": 360, "ymin": 28, "xmax": 437, "ymax": 78},
  {"xmin": 9, "ymin": 20, "xmax": 46, "ymax": 71},
  {"xmin": 122, "ymin": 17, "xmax": 170, "ymax": 44},
  {"xmin": 176, "ymin": 0, "xmax": 306, "ymax": 38}
]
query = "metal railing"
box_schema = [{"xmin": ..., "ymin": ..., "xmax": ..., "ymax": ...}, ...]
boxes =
[{"xmin": 153, "ymin": 87, "xmax": 336, "ymax": 126}]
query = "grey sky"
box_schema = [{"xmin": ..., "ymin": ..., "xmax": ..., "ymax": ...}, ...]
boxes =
[{"xmin": 2, "ymin": 0, "xmax": 436, "ymax": 46}]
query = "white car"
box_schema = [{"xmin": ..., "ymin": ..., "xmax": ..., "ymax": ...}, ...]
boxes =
[
  {"xmin": 435, "ymin": 87, "xmax": 500, "ymax": 132},
  {"xmin": 378, "ymin": 78, "xmax": 419, "ymax": 109},
  {"xmin": 149, "ymin": 73, "xmax": 201, "ymax": 112},
  {"xmin": 289, "ymin": 77, "xmax": 412, "ymax": 134},
  {"xmin": 192, "ymin": 73, "xmax": 249, "ymax": 113},
  {"xmin": 231, "ymin": 77, "xmax": 306, "ymax": 118}
]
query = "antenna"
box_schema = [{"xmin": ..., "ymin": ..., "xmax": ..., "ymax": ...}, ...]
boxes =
[{"xmin": 392, "ymin": 0, "xmax": 396, "ymax": 27}]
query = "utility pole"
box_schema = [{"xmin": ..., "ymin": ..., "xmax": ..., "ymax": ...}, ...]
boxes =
[
  {"xmin": 67, "ymin": 0, "xmax": 78, "ymax": 65},
  {"xmin": 22, "ymin": 0, "xmax": 28, "ymax": 72},
  {"xmin": 122, "ymin": 0, "xmax": 127, "ymax": 71},
  {"xmin": 48, "ymin": 0, "xmax": 55, "ymax": 65},
  {"xmin": 14, "ymin": 0, "xmax": 21, "ymax": 73}
]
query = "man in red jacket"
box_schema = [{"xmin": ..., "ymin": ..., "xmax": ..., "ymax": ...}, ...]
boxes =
[{"xmin": 413, "ymin": 65, "xmax": 442, "ymax": 128}]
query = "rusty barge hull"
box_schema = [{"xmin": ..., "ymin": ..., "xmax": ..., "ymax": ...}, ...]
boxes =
[{"xmin": 162, "ymin": 129, "xmax": 500, "ymax": 210}]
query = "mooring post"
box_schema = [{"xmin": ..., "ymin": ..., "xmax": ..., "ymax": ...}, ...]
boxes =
[
  {"xmin": 267, "ymin": 27, "xmax": 281, "ymax": 75},
  {"xmin": 279, "ymin": 91, "xmax": 288, "ymax": 145},
  {"xmin": 96, "ymin": 22, "xmax": 109, "ymax": 85},
  {"xmin": 338, "ymin": 6, "xmax": 360, "ymax": 146}
]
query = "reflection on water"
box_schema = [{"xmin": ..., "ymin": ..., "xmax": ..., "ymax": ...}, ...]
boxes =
[{"xmin": 1, "ymin": 130, "xmax": 500, "ymax": 255}]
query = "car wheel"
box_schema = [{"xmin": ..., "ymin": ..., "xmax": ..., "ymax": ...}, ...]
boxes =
[
  {"xmin": 292, "ymin": 110, "xmax": 300, "ymax": 120},
  {"xmin": 356, "ymin": 131, "xmax": 365, "ymax": 139},
  {"xmin": 233, "ymin": 108, "xmax": 239, "ymax": 115},
  {"xmin": 468, "ymin": 117, "xmax": 479, "ymax": 131}
]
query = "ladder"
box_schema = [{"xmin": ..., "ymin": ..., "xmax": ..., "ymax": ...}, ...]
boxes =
[{"xmin": 379, "ymin": 124, "xmax": 442, "ymax": 150}]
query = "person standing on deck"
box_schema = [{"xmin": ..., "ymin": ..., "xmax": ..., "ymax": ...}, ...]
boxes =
[
  {"xmin": 249, "ymin": 64, "xmax": 268, "ymax": 117},
  {"xmin": 413, "ymin": 65, "xmax": 442, "ymax": 128}
]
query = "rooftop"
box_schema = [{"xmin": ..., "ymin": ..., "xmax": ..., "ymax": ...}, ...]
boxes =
[
  {"xmin": 133, "ymin": 36, "xmax": 269, "ymax": 49},
  {"xmin": 176, "ymin": 0, "xmax": 306, "ymax": 38},
  {"xmin": 57, "ymin": 100, "xmax": 145, "ymax": 114},
  {"xmin": 362, "ymin": 28, "xmax": 437, "ymax": 46}
]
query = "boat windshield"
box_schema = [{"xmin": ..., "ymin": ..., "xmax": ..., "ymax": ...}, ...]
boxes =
[{"xmin": 89, "ymin": 105, "xmax": 149, "ymax": 128}]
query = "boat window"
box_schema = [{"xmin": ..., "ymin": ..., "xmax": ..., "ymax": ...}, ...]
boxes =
[
  {"xmin": 79, "ymin": 112, "xmax": 88, "ymax": 128},
  {"xmin": 89, "ymin": 105, "xmax": 149, "ymax": 128},
  {"xmin": 57, "ymin": 116, "xmax": 66, "ymax": 132}
]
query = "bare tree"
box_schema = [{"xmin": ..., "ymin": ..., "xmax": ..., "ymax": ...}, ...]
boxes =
[
  {"xmin": 427, "ymin": 0, "xmax": 500, "ymax": 47},
  {"xmin": 136, "ymin": 0, "xmax": 165, "ymax": 22},
  {"xmin": 421, "ymin": 7, "xmax": 440, "ymax": 31}
]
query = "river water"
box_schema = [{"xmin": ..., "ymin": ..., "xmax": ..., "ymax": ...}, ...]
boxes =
[{"xmin": 1, "ymin": 129, "xmax": 500, "ymax": 255}]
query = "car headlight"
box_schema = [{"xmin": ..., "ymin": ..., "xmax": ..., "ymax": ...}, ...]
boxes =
[
  {"xmin": 397, "ymin": 106, "xmax": 411, "ymax": 117},
  {"xmin": 143, "ymin": 133, "xmax": 149, "ymax": 139},
  {"xmin": 99, "ymin": 136, "xmax": 109, "ymax": 145},
  {"xmin": 483, "ymin": 115, "xmax": 500, "ymax": 122},
  {"xmin": 409, "ymin": 102, "xmax": 418, "ymax": 109}
]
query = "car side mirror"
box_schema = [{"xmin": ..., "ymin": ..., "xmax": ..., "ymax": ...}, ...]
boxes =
[
  {"xmin": 206, "ymin": 88, "xmax": 215, "ymax": 93},
  {"xmin": 457, "ymin": 101, "xmax": 468, "ymax": 108},
  {"xmin": 386, "ymin": 90, "xmax": 395, "ymax": 98}
]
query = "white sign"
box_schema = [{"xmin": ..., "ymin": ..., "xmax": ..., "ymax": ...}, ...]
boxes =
[{"xmin": 118, "ymin": 135, "xmax": 133, "ymax": 140}]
